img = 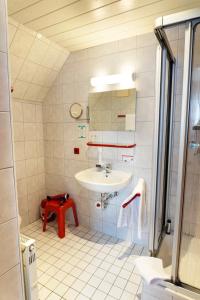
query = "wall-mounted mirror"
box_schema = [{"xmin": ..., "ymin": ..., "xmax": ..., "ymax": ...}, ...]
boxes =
[
  {"xmin": 88, "ymin": 88, "xmax": 136, "ymax": 131},
  {"xmin": 69, "ymin": 103, "xmax": 83, "ymax": 119}
]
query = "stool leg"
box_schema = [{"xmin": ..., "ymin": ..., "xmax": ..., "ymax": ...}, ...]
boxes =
[
  {"xmin": 43, "ymin": 209, "xmax": 48, "ymax": 232},
  {"xmin": 58, "ymin": 208, "xmax": 65, "ymax": 238},
  {"xmin": 72, "ymin": 203, "xmax": 79, "ymax": 227}
]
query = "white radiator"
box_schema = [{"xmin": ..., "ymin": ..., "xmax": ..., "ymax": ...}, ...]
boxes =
[{"xmin": 20, "ymin": 234, "xmax": 38, "ymax": 300}]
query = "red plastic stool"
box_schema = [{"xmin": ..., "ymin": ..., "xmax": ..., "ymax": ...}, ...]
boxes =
[{"xmin": 42, "ymin": 194, "xmax": 79, "ymax": 238}]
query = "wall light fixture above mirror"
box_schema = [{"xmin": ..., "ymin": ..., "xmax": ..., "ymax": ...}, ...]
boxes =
[{"xmin": 90, "ymin": 73, "xmax": 135, "ymax": 87}]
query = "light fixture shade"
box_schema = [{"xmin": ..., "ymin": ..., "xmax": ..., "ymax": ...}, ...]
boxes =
[{"xmin": 90, "ymin": 73, "xmax": 134, "ymax": 87}]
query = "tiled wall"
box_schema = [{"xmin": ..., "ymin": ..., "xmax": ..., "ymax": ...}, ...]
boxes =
[
  {"xmin": 0, "ymin": 0, "xmax": 23, "ymax": 298},
  {"xmin": 8, "ymin": 17, "xmax": 69, "ymax": 103},
  {"xmin": 43, "ymin": 33, "xmax": 157, "ymax": 245},
  {"xmin": 8, "ymin": 17, "xmax": 69, "ymax": 226},
  {"xmin": 12, "ymin": 100, "xmax": 46, "ymax": 227}
]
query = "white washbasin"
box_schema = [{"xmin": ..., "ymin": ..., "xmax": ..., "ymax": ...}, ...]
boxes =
[{"xmin": 75, "ymin": 167, "xmax": 132, "ymax": 193}]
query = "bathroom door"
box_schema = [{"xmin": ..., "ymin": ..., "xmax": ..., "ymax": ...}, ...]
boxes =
[{"xmin": 150, "ymin": 37, "xmax": 176, "ymax": 254}]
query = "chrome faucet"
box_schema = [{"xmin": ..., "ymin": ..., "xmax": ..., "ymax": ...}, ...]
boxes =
[{"xmin": 96, "ymin": 163, "xmax": 112, "ymax": 176}]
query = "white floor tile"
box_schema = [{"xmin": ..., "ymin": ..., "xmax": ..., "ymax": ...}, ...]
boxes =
[
  {"xmin": 92, "ymin": 289, "xmax": 107, "ymax": 300},
  {"xmin": 22, "ymin": 221, "xmax": 145, "ymax": 300},
  {"xmin": 88, "ymin": 275, "xmax": 102, "ymax": 288},
  {"xmin": 46, "ymin": 292, "xmax": 61, "ymax": 300},
  {"xmin": 62, "ymin": 274, "xmax": 76, "ymax": 286},
  {"xmin": 78, "ymin": 271, "xmax": 92, "ymax": 282},
  {"xmin": 105, "ymin": 295, "xmax": 116, "ymax": 300},
  {"xmin": 39, "ymin": 286, "xmax": 51, "ymax": 300},
  {"xmin": 120, "ymin": 290, "xmax": 135, "ymax": 300},
  {"xmin": 114, "ymin": 276, "xmax": 127, "ymax": 289},
  {"xmin": 45, "ymin": 278, "xmax": 60, "ymax": 291},
  {"xmin": 63, "ymin": 288, "xmax": 79, "ymax": 300},
  {"xmin": 46, "ymin": 266, "xmax": 59, "ymax": 276},
  {"xmin": 104, "ymin": 272, "xmax": 117, "ymax": 284},
  {"xmin": 71, "ymin": 278, "xmax": 86, "ymax": 292},
  {"xmin": 38, "ymin": 273, "xmax": 51, "ymax": 285},
  {"xmin": 109, "ymin": 286, "xmax": 123, "ymax": 299},
  {"xmin": 53, "ymin": 282, "xmax": 69, "ymax": 297},
  {"xmin": 76, "ymin": 294, "xmax": 90, "ymax": 300},
  {"xmin": 94, "ymin": 268, "xmax": 107, "ymax": 279},
  {"xmin": 84, "ymin": 264, "xmax": 97, "ymax": 274},
  {"xmin": 53, "ymin": 270, "xmax": 67, "ymax": 282},
  {"xmin": 70, "ymin": 267, "xmax": 83, "ymax": 277},
  {"xmin": 100, "ymin": 261, "xmax": 112, "ymax": 271},
  {"xmin": 98, "ymin": 280, "xmax": 112, "ymax": 293},
  {"xmin": 125, "ymin": 281, "xmax": 138, "ymax": 294},
  {"xmin": 109, "ymin": 265, "xmax": 121, "ymax": 275},
  {"xmin": 119, "ymin": 269, "xmax": 131, "ymax": 280},
  {"xmin": 81, "ymin": 284, "xmax": 96, "ymax": 298}
]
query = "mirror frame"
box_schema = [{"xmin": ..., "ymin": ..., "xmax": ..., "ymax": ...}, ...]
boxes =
[{"xmin": 69, "ymin": 102, "xmax": 83, "ymax": 119}]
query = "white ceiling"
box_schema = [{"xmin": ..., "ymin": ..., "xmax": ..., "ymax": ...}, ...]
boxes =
[{"xmin": 8, "ymin": 0, "xmax": 200, "ymax": 51}]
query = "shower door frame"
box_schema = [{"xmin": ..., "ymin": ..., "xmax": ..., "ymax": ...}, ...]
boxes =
[
  {"xmin": 151, "ymin": 8, "xmax": 200, "ymax": 290},
  {"xmin": 150, "ymin": 32, "xmax": 176, "ymax": 255}
]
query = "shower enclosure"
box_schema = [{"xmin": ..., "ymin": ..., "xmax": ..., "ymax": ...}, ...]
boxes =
[{"xmin": 150, "ymin": 8, "xmax": 200, "ymax": 295}]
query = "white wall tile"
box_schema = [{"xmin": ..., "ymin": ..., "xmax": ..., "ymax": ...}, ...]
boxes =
[
  {"xmin": 0, "ymin": 0, "xmax": 7, "ymax": 52},
  {"xmin": 135, "ymin": 123, "xmax": 154, "ymax": 146},
  {"xmin": 0, "ymin": 219, "xmax": 20, "ymax": 277},
  {"xmin": 0, "ymin": 265, "xmax": 23, "ymax": 300},
  {"xmin": 0, "ymin": 2, "xmax": 23, "ymax": 297},
  {"xmin": 8, "ymin": 17, "xmax": 69, "ymax": 103},
  {"xmin": 10, "ymin": 27, "xmax": 35, "ymax": 59},
  {"xmin": 0, "ymin": 52, "xmax": 9, "ymax": 111},
  {"xmin": 23, "ymin": 103, "xmax": 36, "ymax": 122},
  {"xmin": 0, "ymin": 168, "xmax": 17, "ymax": 223},
  {"xmin": 0, "ymin": 112, "xmax": 13, "ymax": 168},
  {"xmin": 136, "ymin": 72, "xmax": 155, "ymax": 98},
  {"xmin": 136, "ymin": 98, "xmax": 155, "ymax": 122},
  {"xmin": 14, "ymin": 141, "xmax": 25, "ymax": 161},
  {"xmin": 9, "ymin": 54, "xmax": 24, "ymax": 81},
  {"xmin": 8, "ymin": 23, "xmax": 17, "ymax": 47},
  {"xmin": 12, "ymin": 101, "xmax": 23, "ymax": 122},
  {"xmin": 13, "ymin": 121, "xmax": 24, "ymax": 141},
  {"xmin": 27, "ymin": 38, "xmax": 48, "ymax": 64},
  {"xmin": 18, "ymin": 60, "xmax": 37, "ymax": 82}
]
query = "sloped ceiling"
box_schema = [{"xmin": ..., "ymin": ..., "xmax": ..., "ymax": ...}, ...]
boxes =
[
  {"xmin": 8, "ymin": 18, "xmax": 69, "ymax": 102},
  {"xmin": 7, "ymin": 0, "xmax": 200, "ymax": 51}
]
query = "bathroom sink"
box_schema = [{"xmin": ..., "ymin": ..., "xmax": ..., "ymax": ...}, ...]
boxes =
[{"xmin": 75, "ymin": 168, "xmax": 132, "ymax": 193}]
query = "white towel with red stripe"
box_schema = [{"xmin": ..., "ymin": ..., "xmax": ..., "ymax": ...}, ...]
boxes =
[{"xmin": 117, "ymin": 178, "xmax": 146, "ymax": 239}]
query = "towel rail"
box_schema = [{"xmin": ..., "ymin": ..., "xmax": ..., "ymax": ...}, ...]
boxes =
[{"xmin": 122, "ymin": 193, "xmax": 141, "ymax": 208}]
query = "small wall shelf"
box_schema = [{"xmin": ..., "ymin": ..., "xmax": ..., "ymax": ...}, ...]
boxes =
[{"xmin": 87, "ymin": 142, "xmax": 136, "ymax": 148}]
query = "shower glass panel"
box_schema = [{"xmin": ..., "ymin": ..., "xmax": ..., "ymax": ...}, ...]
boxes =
[
  {"xmin": 154, "ymin": 55, "xmax": 172, "ymax": 250},
  {"xmin": 178, "ymin": 22, "xmax": 200, "ymax": 290},
  {"xmin": 152, "ymin": 35, "xmax": 175, "ymax": 255}
]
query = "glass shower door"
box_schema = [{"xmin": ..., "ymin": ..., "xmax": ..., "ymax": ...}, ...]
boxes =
[
  {"xmin": 178, "ymin": 22, "xmax": 200, "ymax": 290},
  {"xmin": 151, "ymin": 40, "xmax": 175, "ymax": 254}
]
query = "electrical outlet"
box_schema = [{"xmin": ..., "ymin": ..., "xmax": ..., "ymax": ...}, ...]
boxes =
[{"xmin": 122, "ymin": 154, "xmax": 134, "ymax": 162}]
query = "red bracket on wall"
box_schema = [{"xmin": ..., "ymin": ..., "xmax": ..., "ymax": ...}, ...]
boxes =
[{"xmin": 87, "ymin": 142, "xmax": 136, "ymax": 148}]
